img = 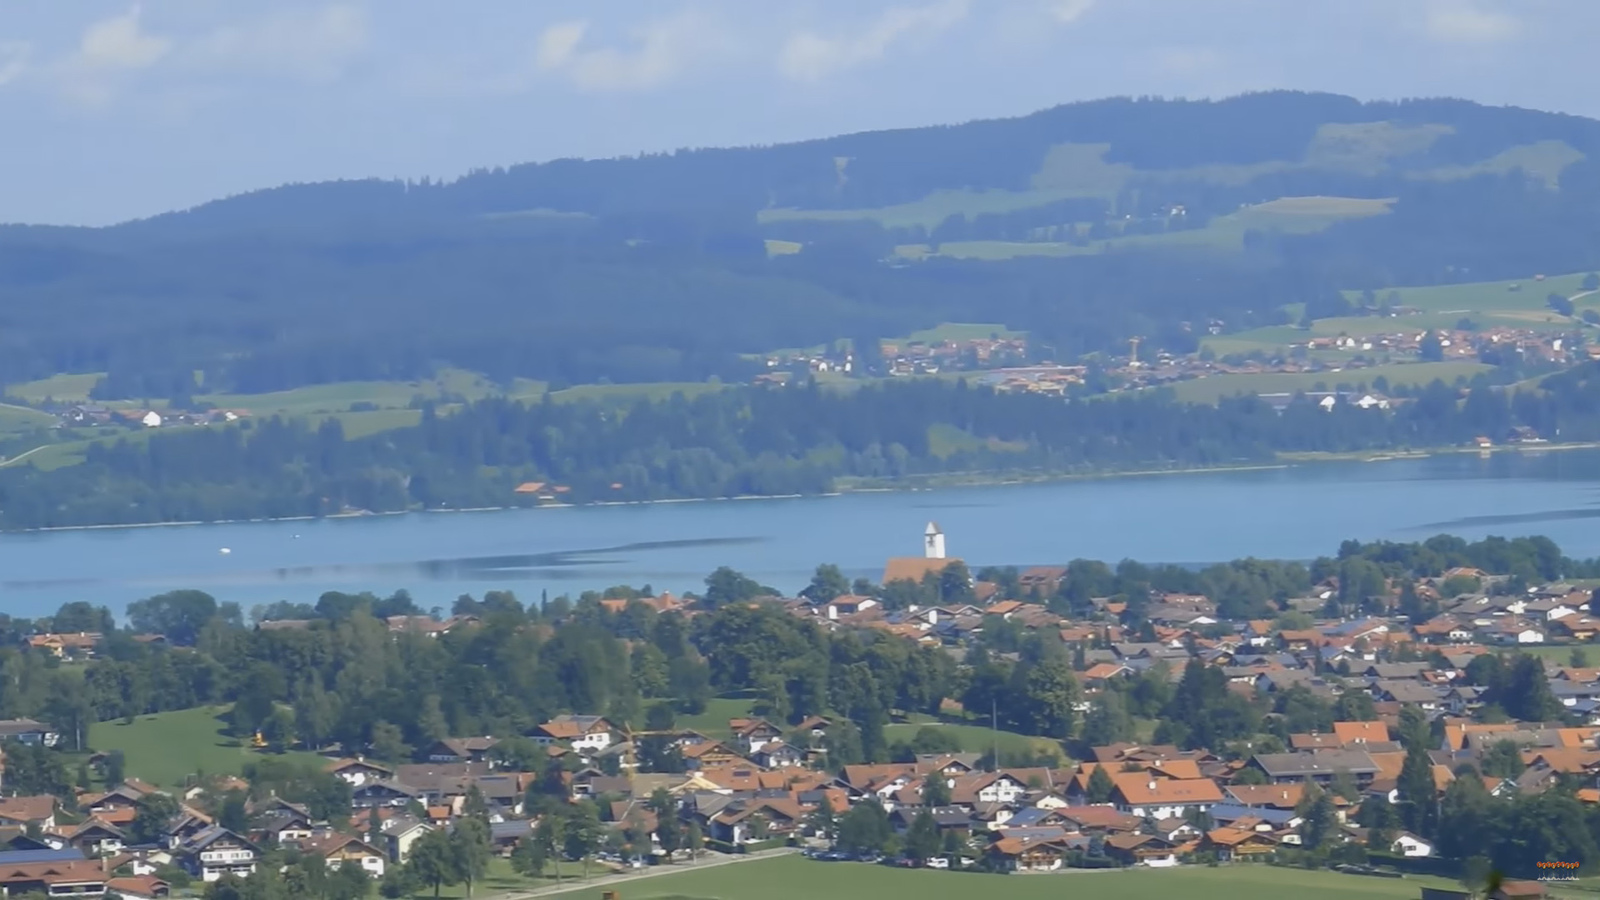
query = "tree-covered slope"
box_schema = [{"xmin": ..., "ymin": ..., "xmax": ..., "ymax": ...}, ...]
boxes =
[{"xmin": 1, "ymin": 92, "xmax": 1598, "ymax": 397}]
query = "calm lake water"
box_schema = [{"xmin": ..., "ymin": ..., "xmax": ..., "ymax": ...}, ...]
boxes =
[{"xmin": 5, "ymin": 450, "xmax": 1600, "ymax": 617}]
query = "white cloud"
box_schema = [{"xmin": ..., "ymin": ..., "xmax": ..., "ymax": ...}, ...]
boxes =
[
  {"xmin": 533, "ymin": 10, "xmax": 728, "ymax": 92},
  {"xmin": 189, "ymin": 4, "xmax": 369, "ymax": 81},
  {"xmin": 54, "ymin": 4, "xmax": 171, "ymax": 107},
  {"xmin": 75, "ymin": 5, "xmax": 170, "ymax": 71},
  {"xmin": 778, "ymin": 0, "xmax": 969, "ymax": 83},
  {"xmin": 1424, "ymin": 1, "xmax": 1521, "ymax": 43},
  {"xmin": 1154, "ymin": 46, "xmax": 1223, "ymax": 76},
  {"xmin": 0, "ymin": 41, "xmax": 30, "ymax": 87},
  {"xmin": 1043, "ymin": 0, "xmax": 1095, "ymax": 25}
]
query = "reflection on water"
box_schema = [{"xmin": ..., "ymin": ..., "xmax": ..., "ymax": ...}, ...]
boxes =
[
  {"xmin": 8, "ymin": 449, "xmax": 1600, "ymax": 614},
  {"xmin": 1416, "ymin": 506, "xmax": 1600, "ymax": 530},
  {"xmin": 3, "ymin": 536, "xmax": 765, "ymax": 592}
]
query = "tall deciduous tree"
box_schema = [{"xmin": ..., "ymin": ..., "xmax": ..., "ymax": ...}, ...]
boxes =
[{"xmin": 1397, "ymin": 740, "xmax": 1439, "ymax": 838}]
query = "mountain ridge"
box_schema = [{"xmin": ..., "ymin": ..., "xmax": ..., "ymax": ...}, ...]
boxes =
[
  {"xmin": 0, "ymin": 91, "xmax": 1597, "ymax": 398},
  {"xmin": 97, "ymin": 91, "xmax": 1600, "ymax": 232}
]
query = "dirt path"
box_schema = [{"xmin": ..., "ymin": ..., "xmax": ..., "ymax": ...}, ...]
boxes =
[
  {"xmin": 484, "ymin": 847, "xmax": 800, "ymax": 899},
  {"xmin": 0, "ymin": 444, "xmax": 47, "ymax": 467}
]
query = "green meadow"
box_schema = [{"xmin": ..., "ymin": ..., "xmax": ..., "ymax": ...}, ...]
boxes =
[
  {"xmin": 540, "ymin": 854, "xmax": 1480, "ymax": 900},
  {"xmin": 88, "ymin": 705, "xmax": 323, "ymax": 787},
  {"xmin": 1162, "ymin": 362, "xmax": 1492, "ymax": 405}
]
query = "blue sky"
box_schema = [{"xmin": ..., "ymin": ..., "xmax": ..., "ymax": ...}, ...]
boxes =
[{"xmin": 0, "ymin": 0, "xmax": 1591, "ymax": 225}]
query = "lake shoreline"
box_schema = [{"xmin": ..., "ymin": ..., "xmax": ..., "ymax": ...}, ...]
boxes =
[{"xmin": 8, "ymin": 442, "xmax": 1598, "ymax": 536}]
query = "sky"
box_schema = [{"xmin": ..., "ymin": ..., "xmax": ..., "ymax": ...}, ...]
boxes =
[{"xmin": 0, "ymin": 0, "xmax": 1594, "ymax": 226}]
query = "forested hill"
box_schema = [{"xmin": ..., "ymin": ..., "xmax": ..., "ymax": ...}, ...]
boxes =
[
  {"xmin": 3, "ymin": 92, "xmax": 1600, "ymax": 397},
  {"xmin": 124, "ymin": 93, "xmax": 1600, "ymax": 228},
  {"xmin": 3, "ymin": 368, "xmax": 1599, "ymax": 530}
]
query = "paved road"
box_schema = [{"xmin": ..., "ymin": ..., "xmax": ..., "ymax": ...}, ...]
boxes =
[{"xmin": 484, "ymin": 847, "xmax": 799, "ymax": 899}]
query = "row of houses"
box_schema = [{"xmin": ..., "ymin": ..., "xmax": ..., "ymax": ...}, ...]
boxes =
[
  {"xmin": 0, "ymin": 778, "xmax": 388, "ymax": 897},
  {"xmin": 387, "ymin": 705, "xmax": 1591, "ymax": 878},
  {"xmin": 55, "ymin": 405, "xmax": 246, "ymax": 429}
]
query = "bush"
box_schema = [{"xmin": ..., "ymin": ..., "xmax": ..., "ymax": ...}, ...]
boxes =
[{"xmin": 1367, "ymin": 850, "xmax": 1461, "ymax": 878}]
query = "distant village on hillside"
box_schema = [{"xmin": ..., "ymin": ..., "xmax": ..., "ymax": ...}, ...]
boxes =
[{"xmin": 758, "ymin": 321, "xmax": 1598, "ymax": 405}]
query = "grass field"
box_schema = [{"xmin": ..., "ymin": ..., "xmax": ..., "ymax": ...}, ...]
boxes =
[
  {"xmin": 88, "ymin": 706, "xmax": 324, "ymax": 787},
  {"xmin": 1344, "ymin": 270, "xmax": 1596, "ymax": 314},
  {"xmin": 4, "ymin": 373, "xmax": 103, "ymax": 403},
  {"xmin": 757, "ymin": 128, "xmax": 1543, "ymax": 233},
  {"xmin": 1197, "ymin": 269, "xmax": 1598, "ymax": 360},
  {"xmin": 1516, "ymin": 643, "xmax": 1595, "ymax": 664},
  {"xmin": 0, "ymin": 403, "xmax": 56, "ymax": 435},
  {"xmin": 903, "ymin": 323, "xmax": 1025, "ymax": 343},
  {"xmin": 926, "ymin": 424, "xmax": 1029, "ymax": 460},
  {"xmin": 550, "ymin": 382, "xmax": 726, "ymax": 405},
  {"xmin": 1162, "ymin": 361, "xmax": 1492, "ymax": 405},
  {"xmin": 541, "ymin": 853, "xmax": 1475, "ymax": 900},
  {"xmin": 761, "ymin": 186, "xmax": 1092, "ymax": 231},
  {"xmin": 1416, "ymin": 139, "xmax": 1585, "ymax": 188},
  {"xmin": 884, "ymin": 720, "xmax": 1062, "ymax": 761},
  {"xmin": 0, "ymin": 368, "xmax": 731, "ymax": 473},
  {"xmin": 674, "ymin": 697, "xmax": 760, "ymax": 740},
  {"xmin": 906, "ymin": 195, "xmax": 1394, "ymax": 262},
  {"xmin": 198, "ymin": 368, "xmax": 493, "ymax": 417}
]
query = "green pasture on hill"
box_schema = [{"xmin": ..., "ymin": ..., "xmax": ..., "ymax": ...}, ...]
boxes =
[
  {"xmin": 1204, "ymin": 268, "xmax": 1597, "ymax": 358},
  {"xmin": 760, "ymin": 129, "xmax": 1580, "ymax": 233},
  {"xmin": 883, "ymin": 720, "xmax": 1061, "ymax": 760},
  {"xmin": 541, "ymin": 854, "xmax": 1478, "ymax": 900},
  {"xmin": 1344, "ymin": 270, "xmax": 1598, "ymax": 314},
  {"xmin": 3, "ymin": 373, "xmax": 103, "ymax": 404},
  {"xmin": 196, "ymin": 367, "xmax": 494, "ymax": 416},
  {"xmin": 1161, "ymin": 361, "xmax": 1492, "ymax": 405},
  {"xmin": 761, "ymin": 186, "xmax": 1094, "ymax": 231},
  {"xmin": 900, "ymin": 195, "xmax": 1394, "ymax": 262},
  {"xmin": 902, "ymin": 323, "xmax": 1026, "ymax": 343},
  {"xmin": 88, "ymin": 705, "xmax": 323, "ymax": 787},
  {"xmin": 672, "ymin": 697, "xmax": 760, "ymax": 740},
  {"xmin": 0, "ymin": 369, "xmax": 733, "ymax": 472},
  {"xmin": 0, "ymin": 403, "xmax": 56, "ymax": 436}
]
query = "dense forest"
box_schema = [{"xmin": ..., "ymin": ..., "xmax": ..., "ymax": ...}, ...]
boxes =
[
  {"xmin": 2, "ymin": 93, "xmax": 1600, "ymax": 395},
  {"xmin": 3, "ymin": 365, "xmax": 1599, "ymax": 530}
]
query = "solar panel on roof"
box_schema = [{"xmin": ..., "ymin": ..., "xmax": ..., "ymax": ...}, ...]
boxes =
[{"xmin": 0, "ymin": 848, "xmax": 87, "ymax": 864}]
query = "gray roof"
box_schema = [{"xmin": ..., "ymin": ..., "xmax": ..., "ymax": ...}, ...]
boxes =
[
  {"xmin": 1462, "ymin": 729, "xmax": 1565, "ymax": 753},
  {"xmin": 1111, "ymin": 642, "xmax": 1173, "ymax": 659},
  {"xmin": 1373, "ymin": 680, "xmax": 1442, "ymax": 703},
  {"xmin": 1365, "ymin": 663, "xmax": 1430, "ymax": 679},
  {"xmin": 1548, "ymin": 681, "xmax": 1600, "ymax": 698},
  {"xmin": 0, "ymin": 718, "xmax": 55, "ymax": 737},
  {"xmin": 356, "ymin": 780, "xmax": 421, "ymax": 797},
  {"xmin": 1252, "ymin": 750, "xmax": 1379, "ymax": 777}
]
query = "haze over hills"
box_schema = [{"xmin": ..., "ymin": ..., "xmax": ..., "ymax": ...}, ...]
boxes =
[{"xmin": 2, "ymin": 91, "xmax": 1599, "ymax": 398}]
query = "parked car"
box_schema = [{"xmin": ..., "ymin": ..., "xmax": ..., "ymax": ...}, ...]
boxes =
[{"xmin": 926, "ymin": 857, "xmax": 950, "ymax": 870}]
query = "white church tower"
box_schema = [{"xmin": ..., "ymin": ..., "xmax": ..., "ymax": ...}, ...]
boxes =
[{"xmin": 924, "ymin": 521, "xmax": 946, "ymax": 559}]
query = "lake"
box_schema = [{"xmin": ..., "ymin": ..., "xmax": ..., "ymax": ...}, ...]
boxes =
[{"xmin": 4, "ymin": 449, "xmax": 1600, "ymax": 617}]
